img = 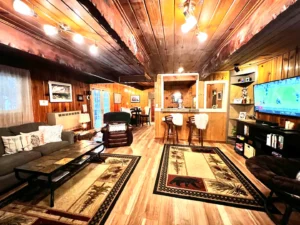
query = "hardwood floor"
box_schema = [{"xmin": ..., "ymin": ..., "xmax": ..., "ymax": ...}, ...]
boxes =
[{"xmin": 103, "ymin": 125, "xmax": 299, "ymax": 225}]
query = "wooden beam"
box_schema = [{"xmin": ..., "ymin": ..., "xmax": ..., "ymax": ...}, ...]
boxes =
[
  {"xmin": 119, "ymin": 75, "xmax": 151, "ymax": 83},
  {"xmin": 76, "ymin": 0, "xmax": 144, "ymax": 69}
]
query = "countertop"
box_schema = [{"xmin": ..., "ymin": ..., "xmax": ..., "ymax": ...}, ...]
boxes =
[{"xmin": 161, "ymin": 108, "xmax": 200, "ymax": 113}]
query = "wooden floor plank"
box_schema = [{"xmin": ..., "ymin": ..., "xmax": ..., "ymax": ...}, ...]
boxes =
[{"xmin": 103, "ymin": 125, "xmax": 300, "ymax": 225}]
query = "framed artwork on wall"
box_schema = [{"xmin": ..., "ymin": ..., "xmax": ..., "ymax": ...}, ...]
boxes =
[
  {"xmin": 114, "ymin": 93, "xmax": 121, "ymax": 104},
  {"xmin": 130, "ymin": 95, "xmax": 140, "ymax": 103},
  {"xmin": 48, "ymin": 81, "xmax": 72, "ymax": 102}
]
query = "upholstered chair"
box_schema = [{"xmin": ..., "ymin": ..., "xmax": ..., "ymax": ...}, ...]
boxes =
[{"xmin": 101, "ymin": 112, "xmax": 133, "ymax": 148}]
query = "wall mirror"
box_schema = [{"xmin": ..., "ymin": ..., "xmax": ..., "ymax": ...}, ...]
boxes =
[{"xmin": 204, "ymin": 80, "xmax": 228, "ymax": 112}]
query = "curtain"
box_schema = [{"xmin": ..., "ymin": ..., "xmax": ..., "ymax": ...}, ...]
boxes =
[{"xmin": 0, "ymin": 65, "xmax": 34, "ymax": 127}]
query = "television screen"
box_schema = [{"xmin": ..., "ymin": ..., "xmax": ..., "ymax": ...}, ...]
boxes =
[{"xmin": 254, "ymin": 76, "xmax": 300, "ymax": 117}]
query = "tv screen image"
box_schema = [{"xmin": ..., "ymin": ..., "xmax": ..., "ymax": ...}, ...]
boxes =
[{"xmin": 254, "ymin": 76, "xmax": 300, "ymax": 117}]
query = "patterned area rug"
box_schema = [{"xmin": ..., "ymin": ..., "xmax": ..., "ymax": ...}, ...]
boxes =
[
  {"xmin": 154, "ymin": 144, "xmax": 266, "ymax": 211},
  {"xmin": 0, "ymin": 153, "xmax": 140, "ymax": 225}
]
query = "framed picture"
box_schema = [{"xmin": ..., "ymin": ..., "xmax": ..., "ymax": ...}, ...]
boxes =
[
  {"xmin": 77, "ymin": 95, "xmax": 84, "ymax": 101},
  {"xmin": 130, "ymin": 95, "xmax": 140, "ymax": 103},
  {"xmin": 114, "ymin": 93, "xmax": 121, "ymax": 104},
  {"xmin": 217, "ymin": 92, "xmax": 222, "ymax": 100},
  {"xmin": 233, "ymin": 98, "xmax": 243, "ymax": 104},
  {"xmin": 239, "ymin": 112, "xmax": 247, "ymax": 120},
  {"xmin": 48, "ymin": 81, "xmax": 72, "ymax": 102}
]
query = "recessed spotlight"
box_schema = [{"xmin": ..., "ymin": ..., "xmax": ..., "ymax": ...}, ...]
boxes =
[
  {"xmin": 73, "ymin": 33, "xmax": 84, "ymax": 44},
  {"xmin": 89, "ymin": 44, "xmax": 98, "ymax": 56},
  {"xmin": 178, "ymin": 67, "xmax": 184, "ymax": 73},
  {"xmin": 13, "ymin": 0, "xmax": 36, "ymax": 16},
  {"xmin": 43, "ymin": 25, "xmax": 58, "ymax": 36},
  {"xmin": 197, "ymin": 32, "xmax": 208, "ymax": 42}
]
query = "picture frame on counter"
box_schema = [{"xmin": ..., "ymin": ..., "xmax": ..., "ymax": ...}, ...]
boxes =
[{"xmin": 239, "ymin": 112, "xmax": 247, "ymax": 120}]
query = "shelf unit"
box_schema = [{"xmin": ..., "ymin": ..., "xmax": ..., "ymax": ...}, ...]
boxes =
[
  {"xmin": 227, "ymin": 66, "xmax": 257, "ymax": 144},
  {"xmin": 234, "ymin": 120, "xmax": 300, "ymax": 158}
]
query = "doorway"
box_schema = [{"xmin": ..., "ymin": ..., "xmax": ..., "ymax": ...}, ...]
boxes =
[{"xmin": 92, "ymin": 89, "xmax": 110, "ymax": 130}]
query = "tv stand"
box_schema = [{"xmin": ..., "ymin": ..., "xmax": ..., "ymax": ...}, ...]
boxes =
[{"xmin": 234, "ymin": 120, "xmax": 300, "ymax": 158}]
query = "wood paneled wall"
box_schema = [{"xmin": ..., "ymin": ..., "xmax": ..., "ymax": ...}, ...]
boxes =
[
  {"xmin": 164, "ymin": 83, "xmax": 195, "ymax": 108},
  {"xmin": 90, "ymin": 83, "xmax": 152, "ymax": 113},
  {"xmin": 30, "ymin": 68, "xmax": 90, "ymax": 123},
  {"xmin": 154, "ymin": 72, "xmax": 229, "ymax": 142},
  {"xmin": 257, "ymin": 48, "xmax": 300, "ymax": 128}
]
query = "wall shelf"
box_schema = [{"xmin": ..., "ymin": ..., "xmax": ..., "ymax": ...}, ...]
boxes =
[{"xmin": 231, "ymin": 81, "xmax": 254, "ymax": 86}]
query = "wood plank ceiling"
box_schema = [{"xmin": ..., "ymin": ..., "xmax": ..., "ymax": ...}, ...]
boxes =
[{"xmin": 0, "ymin": 0, "xmax": 298, "ymax": 87}]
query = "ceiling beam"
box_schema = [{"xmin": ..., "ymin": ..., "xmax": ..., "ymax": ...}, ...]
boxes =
[
  {"xmin": 119, "ymin": 75, "xmax": 152, "ymax": 83},
  {"xmin": 76, "ymin": 0, "xmax": 144, "ymax": 69}
]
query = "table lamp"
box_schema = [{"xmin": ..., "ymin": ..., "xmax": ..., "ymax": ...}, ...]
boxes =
[{"xmin": 79, "ymin": 113, "xmax": 90, "ymax": 130}]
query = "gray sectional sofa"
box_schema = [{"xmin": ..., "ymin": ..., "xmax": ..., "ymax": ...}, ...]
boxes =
[{"xmin": 0, "ymin": 122, "xmax": 74, "ymax": 193}]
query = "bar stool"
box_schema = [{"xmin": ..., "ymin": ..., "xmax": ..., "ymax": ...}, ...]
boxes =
[
  {"xmin": 162, "ymin": 114, "xmax": 183, "ymax": 144},
  {"xmin": 187, "ymin": 114, "xmax": 209, "ymax": 146}
]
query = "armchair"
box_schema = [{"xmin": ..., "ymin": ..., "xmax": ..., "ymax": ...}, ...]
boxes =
[
  {"xmin": 101, "ymin": 112, "xmax": 133, "ymax": 148},
  {"xmin": 246, "ymin": 156, "xmax": 300, "ymax": 225}
]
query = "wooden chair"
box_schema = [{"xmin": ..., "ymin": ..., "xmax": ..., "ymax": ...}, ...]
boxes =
[{"xmin": 140, "ymin": 106, "xmax": 151, "ymax": 126}]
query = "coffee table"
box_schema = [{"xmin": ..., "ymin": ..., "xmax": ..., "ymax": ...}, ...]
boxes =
[{"xmin": 14, "ymin": 141, "xmax": 105, "ymax": 207}]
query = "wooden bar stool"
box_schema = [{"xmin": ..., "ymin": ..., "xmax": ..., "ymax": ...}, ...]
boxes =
[
  {"xmin": 187, "ymin": 114, "xmax": 209, "ymax": 146},
  {"xmin": 163, "ymin": 114, "xmax": 183, "ymax": 144}
]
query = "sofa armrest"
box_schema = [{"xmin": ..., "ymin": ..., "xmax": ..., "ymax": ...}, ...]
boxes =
[{"xmin": 61, "ymin": 131, "xmax": 75, "ymax": 144}]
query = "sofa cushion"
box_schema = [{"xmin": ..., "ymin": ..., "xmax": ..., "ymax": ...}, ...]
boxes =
[
  {"xmin": 0, "ymin": 128, "xmax": 14, "ymax": 156},
  {"xmin": 32, "ymin": 141, "xmax": 69, "ymax": 156},
  {"xmin": 0, "ymin": 151, "xmax": 42, "ymax": 176},
  {"xmin": 9, "ymin": 122, "xmax": 46, "ymax": 135}
]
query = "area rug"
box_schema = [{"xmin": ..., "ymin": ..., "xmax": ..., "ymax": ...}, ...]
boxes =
[
  {"xmin": 154, "ymin": 144, "xmax": 266, "ymax": 211},
  {"xmin": 0, "ymin": 153, "xmax": 140, "ymax": 225}
]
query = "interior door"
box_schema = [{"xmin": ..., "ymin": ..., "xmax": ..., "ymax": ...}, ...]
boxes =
[
  {"xmin": 92, "ymin": 90, "xmax": 110, "ymax": 129},
  {"xmin": 92, "ymin": 90, "xmax": 102, "ymax": 129}
]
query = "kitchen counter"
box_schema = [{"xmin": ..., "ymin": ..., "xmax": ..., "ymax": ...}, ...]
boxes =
[{"xmin": 161, "ymin": 108, "xmax": 199, "ymax": 113}]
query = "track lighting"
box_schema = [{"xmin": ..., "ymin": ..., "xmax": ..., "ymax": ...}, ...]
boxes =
[
  {"xmin": 13, "ymin": 0, "xmax": 36, "ymax": 16},
  {"xmin": 181, "ymin": 0, "xmax": 197, "ymax": 33},
  {"xmin": 43, "ymin": 25, "xmax": 58, "ymax": 36},
  {"xmin": 197, "ymin": 32, "xmax": 208, "ymax": 42},
  {"xmin": 73, "ymin": 33, "xmax": 84, "ymax": 44},
  {"xmin": 89, "ymin": 44, "xmax": 98, "ymax": 56}
]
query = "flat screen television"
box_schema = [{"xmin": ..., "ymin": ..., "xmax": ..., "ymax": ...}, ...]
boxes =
[{"xmin": 254, "ymin": 76, "xmax": 300, "ymax": 117}]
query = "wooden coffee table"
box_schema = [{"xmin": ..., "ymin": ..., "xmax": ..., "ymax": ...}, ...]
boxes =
[{"xmin": 14, "ymin": 141, "xmax": 105, "ymax": 207}]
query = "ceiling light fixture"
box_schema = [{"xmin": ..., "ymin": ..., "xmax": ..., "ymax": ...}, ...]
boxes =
[
  {"xmin": 89, "ymin": 44, "xmax": 98, "ymax": 56},
  {"xmin": 197, "ymin": 32, "xmax": 208, "ymax": 42},
  {"xmin": 178, "ymin": 67, "xmax": 184, "ymax": 73},
  {"xmin": 13, "ymin": 0, "xmax": 36, "ymax": 16},
  {"xmin": 181, "ymin": 0, "xmax": 197, "ymax": 33},
  {"xmin": 43, "ymin": 25, "xmax": 58, "ymax": 36},
  {"xmin": 73, "ymin": 33, "xmax": 84, "ymax": 44}
]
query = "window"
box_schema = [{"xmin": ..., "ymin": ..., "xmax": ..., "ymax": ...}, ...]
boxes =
[{"xmin": 0, "ymin": 65, "xmax": 33, "ymax": 127}]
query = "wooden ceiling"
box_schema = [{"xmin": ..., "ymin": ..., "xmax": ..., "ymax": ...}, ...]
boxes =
[{"xmin": 0, "ymin": 0, "xmax": 298, "ymax": 87}]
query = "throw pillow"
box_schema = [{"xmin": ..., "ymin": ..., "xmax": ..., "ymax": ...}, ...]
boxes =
[
  {"xmin": 39, "ymin": 125, "xmax": 63, "ymax": 143},
  {"xmin": 21, "ymin": 131, "xmax": 45, "ymax": 147},
  {"xmin": 2, "ymin": 134, "xmax": 33, "ymax": 154},
  {"xmin": 108, "ymin": 123, "xmax": 126, "ymax": 132},
  {"xmin": 296, "ymin": 171, "xmax": 300, "ymax": 181}
]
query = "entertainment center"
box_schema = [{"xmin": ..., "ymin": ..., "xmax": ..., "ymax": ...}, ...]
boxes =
[{"xmin": 234, "ymin": 119, "xmax": 300, "ymax": 158}]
